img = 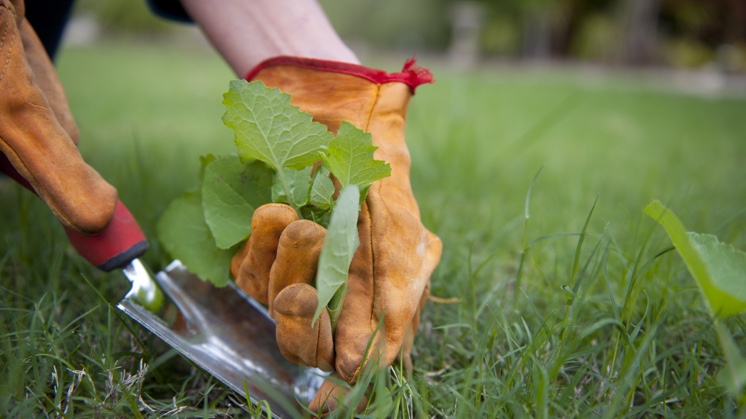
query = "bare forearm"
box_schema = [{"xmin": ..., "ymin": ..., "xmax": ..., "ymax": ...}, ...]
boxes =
[{"xmin": 180, "ymin": 0, "xmax": 359, "ymax": 77}]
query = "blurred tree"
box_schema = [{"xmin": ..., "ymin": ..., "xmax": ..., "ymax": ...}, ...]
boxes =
[
  {"xmin": 478, "ymin": 0, "xmax": 559, "ymax": 59},
  {"xmin": 659, "ymin": 0, "xmax": 746, "ymax": 68},
  {"xmin": 472, "ymin": 0, "xmax": 616, "ymax": 60},
  {"xmin": 74, "ymin": 0, "xmax": 174, "ymax": 35},
  {"xmin": 448, "ymin": 1, "xmax": 486, "ymax": 67},
  {"xmin": 319, "ymin": 0, "xmax": 451, "ymax": 53},
  {"xmin": 568, "ymin": 0, "xmax": 618, "ymax": 61},
  {"xmin": 470, "ymin": 0, "xmax": 746, "ymax": 69},
  {"xmin": 613, "ymin": 0, "xmax": 661, "ymax": 65}
]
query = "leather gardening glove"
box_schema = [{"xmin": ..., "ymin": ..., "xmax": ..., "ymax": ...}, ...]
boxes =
[
  {"xmin": 230, "ymin": 57, "xmax": 442, "ymax": 413},
  {"xmin": 0, "ymin": 0, "xmax": 117, "ymax": 234}
]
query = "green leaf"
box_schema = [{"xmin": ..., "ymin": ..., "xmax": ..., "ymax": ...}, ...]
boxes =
[
  {"xmin": 157, "ymin": 190, "xmax": 234, "ymax": 286},
  {"xmin": 271, "ymin": 166, "xmax": 313, "ymax": 207},
  {"xmin": 222, "ymin": 80, "xmax": 333, "ymax": 171},
  {"xmin": 314, "ymin": 185, "xmax": 361, "ymax": 326},
  {"xmin": 320, "ymin": 122, "xmax": 391, "ymax": 191},
  {"xmin": 644, "ymin": 200, "xmax": 746, "ymax": 317},
  {"xmin": 198, "ymin": 154, "xmax": 217, "ymax": 180},
  {"xmin": 202, "ymin": 156, "xmax": 273, "ymax": 249},
  {"xmin": 716, "ymin": 320, "xmax": 746, "ymax": 403},
  {"xmin": 309, "ymin": 166, "xmax": 335, "ymax": 210},
  {"xmin": 300, "ymin": 206, "xmax": 332, "ymax": 228}
]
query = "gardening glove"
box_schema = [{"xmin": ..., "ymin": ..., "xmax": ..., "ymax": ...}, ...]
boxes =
[
  {"xmin": 0, "ymin": 0, "xmax": 117, "ymax": 234},
  {"xmin": 230, "ymin": 56, "xmax": 442, "ymax": 413}
]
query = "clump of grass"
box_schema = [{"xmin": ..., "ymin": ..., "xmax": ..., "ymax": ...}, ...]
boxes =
[
  {"xmin": 410, "ymin": 188, "xmax": 739, "ymax": 417},
  {"xmin": 0, "ymin": 200, "xmax": 244, "ymax": 416}
]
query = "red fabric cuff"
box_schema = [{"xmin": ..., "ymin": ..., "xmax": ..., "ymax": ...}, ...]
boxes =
[{"xmin": 245, "ymin": 56, "xmax": 434, "ymax": 93}]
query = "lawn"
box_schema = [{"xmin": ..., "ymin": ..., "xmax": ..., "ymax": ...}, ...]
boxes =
[{"xmin": 1, "ymin": 40, "xmax": 746, "ymax": 417}]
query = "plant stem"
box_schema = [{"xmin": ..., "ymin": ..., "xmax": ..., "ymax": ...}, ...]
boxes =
[
  {"xmin": 328, "ymin": 282, "xmax": 347, "ymax": 331},
  {"xmin": 276, "ymin": 168, "xmax": 302, "ymax": 218}
]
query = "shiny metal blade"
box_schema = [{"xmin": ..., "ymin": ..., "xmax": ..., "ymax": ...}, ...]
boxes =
[{"xmin": 118, "ymin": 260, "xmax": 324, "ymax": 418}]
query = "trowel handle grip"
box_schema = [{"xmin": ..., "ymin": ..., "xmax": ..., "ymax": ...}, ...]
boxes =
[
  {"xmin": 63, "ymin": 200, "xmax": 149, "ymax": 271},
  {"xmin": 1, "ymin": 155, "xmax": 148, "ymax": 271}
]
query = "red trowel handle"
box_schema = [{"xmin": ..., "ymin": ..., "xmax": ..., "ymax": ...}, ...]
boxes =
[
  {"xmin": 1, "ymin": 155, "xmax": 148, "ymax": 271},
  {"xmin": 63, "ymin": 201, "xmax": 148, "ymax": 271}
]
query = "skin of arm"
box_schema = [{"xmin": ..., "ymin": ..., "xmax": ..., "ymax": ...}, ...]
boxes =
[{"xmin": 179, "ymin": 0, "xmax": 359, "ymax": 77}]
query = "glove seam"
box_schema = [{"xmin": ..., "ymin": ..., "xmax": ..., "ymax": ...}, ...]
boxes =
[
  {"xmin": 362, "ymin": 85, "xmax": 381, "ymax": 341},
  {"xmin": 362, "ymin": 83, "xmax": 381, "ymax": 133},
  {"xmin": 0, "ymin": 9, "xmax": 15, "ymax": 82}
]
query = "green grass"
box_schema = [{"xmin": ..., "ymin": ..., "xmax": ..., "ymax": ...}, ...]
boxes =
[{"xmin": 2, "ymin": 40, "xmax": 746, "ymax": 417}]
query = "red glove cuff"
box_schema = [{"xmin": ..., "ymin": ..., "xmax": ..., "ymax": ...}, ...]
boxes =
[{"xmin": 245, "ymin": 56, "xmax": 434, "ymax": 93}]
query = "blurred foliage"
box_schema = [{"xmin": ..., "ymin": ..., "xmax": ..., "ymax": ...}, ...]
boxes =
[
  {"xmin": 319, "ymin": 0, "xmax": 451, "ymax": 51},
  {"xmin": 568, "ymin": 13, "xmax": 616, "ymax": 60},
  {"xmin": 664, "ymin": 37, "xmax": 714, "ymax": 68},
  {"xmin": 472, "ymin": 0, "xmax": 746, "ymax": 69},
  {"xmin": 71, "ymin": 0, "xmax": 746, "ymax": 70},
  {"xmin": 74, "ymin": 0, "xmax": 174, "ymax": 34},
  {"xmin": 480, "ymin": 14, "xmax": 522, "ymax": 55}
]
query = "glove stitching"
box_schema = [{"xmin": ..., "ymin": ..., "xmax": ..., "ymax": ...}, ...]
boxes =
[
  {"xmin": 362, "ymin": 83, "xmax": 382, "ymax": 330},
  {"xmin": 0, "ymin": 11, "xmax": 13, "ymax": 82},
  {"xmin": 340, "ymin": 83, "xmax": 382, "ymax": 386}
]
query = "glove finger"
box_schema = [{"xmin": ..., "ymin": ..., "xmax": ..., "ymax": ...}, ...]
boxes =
[
  {"xmin": 397, "ymin": 230, "xmax": 441, "ymax": 374},
  {"xmin": 267, "ymin": 219, "xmax": 326, "ymax": 316},
  {"xmin": 334, "ymin": 211, "xmax": 443, "ymax": 382},
  {"xmin": 273, "ymin": 283, "xmax": 334, "ymax": 371},
  {"xmin": 399, "ymin": 280, "xmax": 430, "ymax": 376},
  {"xmin": 0, "ymin": 4, "xmax": 117, "ymax": 234},
  {"xmin": 19, "ymin": 19, "xmax": 79, "ymax": 143},
  {"xmin": 230, "ymin": 203, "xmax": 297, "ymax": 304},
  {"xmin": 308, "ymin": 374, "xmax": 368, "ymax": 416}
]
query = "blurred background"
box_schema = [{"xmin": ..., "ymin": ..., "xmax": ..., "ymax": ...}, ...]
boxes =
[{"xmin": 68, "ymin": 0, "xmax": 746, "ymax": 74}]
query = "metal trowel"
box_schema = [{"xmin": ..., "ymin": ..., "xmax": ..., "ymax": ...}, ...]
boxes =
[
  {"xmin": 118, "ymin": 259, "xmax": 324, "ymax": 418},
  {"xmin": 1, "ymin": 157, "xmax": 322, "ymax": 418}
]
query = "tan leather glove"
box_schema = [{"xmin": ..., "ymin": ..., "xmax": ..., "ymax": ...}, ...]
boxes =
[
  {"xmin": 0, "ymin": 0, "xmax": 117, "ymax": 234},
  {"xmin": 230, "ymin": 56, "xmax": 442, "ymax": 413}
]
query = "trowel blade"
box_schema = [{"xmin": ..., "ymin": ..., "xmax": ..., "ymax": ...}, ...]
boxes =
[{"xmin": 117, "ymin": 260, "xmax": 324, "ymax": 418}]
